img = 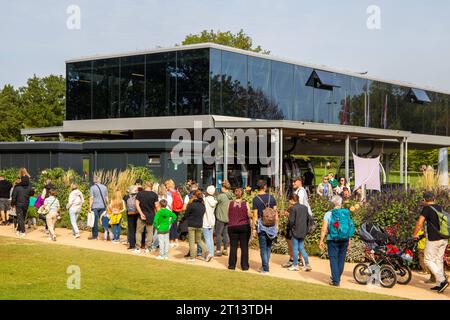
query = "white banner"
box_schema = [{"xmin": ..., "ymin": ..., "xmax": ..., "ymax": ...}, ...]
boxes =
[{"xmin": 353, "ymin": 153, "xmax": 381, "ymax": 191}]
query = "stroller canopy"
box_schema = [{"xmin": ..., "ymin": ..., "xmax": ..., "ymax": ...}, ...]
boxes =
[{"xmin": 359, "ymin": 222, "xmax": 389, "ymax": 249}]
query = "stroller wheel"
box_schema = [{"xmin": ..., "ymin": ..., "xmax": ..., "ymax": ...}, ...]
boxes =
[
  {"xmin": 379, "ymin": 265, "xmax": 397, "ymax": 288},
  {"xmin": 395, "ymin": 265, "xmax": 412, "ymax": 285},
  {"xmin": 353, "ymin": 263, "xmax": 371, "ymax": 285}
]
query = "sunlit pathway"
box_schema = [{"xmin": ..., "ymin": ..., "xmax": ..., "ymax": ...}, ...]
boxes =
[{"xmin": 0, "ymin": 225, "xmax": 448, "ymax": 300}]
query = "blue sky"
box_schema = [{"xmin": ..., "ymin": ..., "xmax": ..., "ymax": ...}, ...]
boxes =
[{"xmin": 1, "ymin": 0, "xmax": 449, "ymax": 91}]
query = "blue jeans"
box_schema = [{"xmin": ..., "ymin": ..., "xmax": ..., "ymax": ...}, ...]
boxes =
[
  {"xmin": 92, "ymin": 208, "xmax": 104, "ymax": 238},
  {"xmin": 327, "ymin": 240, "xmax": 349, "ymax": 284},
  {"xmin": 152, "ymin": 229, "xmax": 159, "ymax": 249},
  {"xmin": 69, "ymin": 207, "xmax": 80, "ymax": 235},
  {"xmin": 158, "ymin": 233, "xmax": 170, "ymax": 258},
  {"xmin": 112, "ymin": 223, "xmax": 121, "ymax": 240},
  {"xmin": 292, "ymin": 237, "xmax": 309, "ymax": 267},
  {"xmin": 203, "ymin": 227, "xmax": 214, "ymax": 257},
  {"xmin": 258, "ymin": 232, "xmax": 273, "ymax": 272}
]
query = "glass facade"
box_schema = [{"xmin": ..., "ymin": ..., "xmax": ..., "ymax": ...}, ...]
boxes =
[{"xmin": 66, "ymin": 47, "xmax": 450, "ymax": 136}]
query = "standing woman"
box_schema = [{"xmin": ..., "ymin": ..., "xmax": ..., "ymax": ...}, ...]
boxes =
[
  {"xmin": 66, "ymin": 183, "xmax": 84, "ymax": 238},
  {"xmin": 287, "ymin": 194, "xmax": 312, "ymax": 272},
  {"xmin": 184, "ymin": 190, "xmax": 212, "ymax": 262},
  {"xmin": 335, "ymin": 177, "xmax": 351, "ymax": 195},
  {"xmin": 227, "ymin": 188, "xmax": 252, "ymax": 271},
  {"xmin": 203, "ymin": 185, "xmax": 217, "ymax": 259},
  {"xmin": 108, "ymin": 190, "xmax": 126, "ymax": 243}
]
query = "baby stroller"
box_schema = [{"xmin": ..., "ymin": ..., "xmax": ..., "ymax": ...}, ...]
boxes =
[{"xmin": 353, "ymin": 222, "xmax": 417, "ymax": 287}]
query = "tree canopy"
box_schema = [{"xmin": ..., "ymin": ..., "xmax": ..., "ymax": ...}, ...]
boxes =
[
  {"xmin": 0, "ymin": 75, "xmax": 65, "ymax": 141},
  {"xmin": 180, "ymin": 29, "xmax": 270, "ymax": 54}
]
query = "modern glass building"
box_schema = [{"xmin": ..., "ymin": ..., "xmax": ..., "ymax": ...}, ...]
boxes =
[{"xmin": 66, "ymin": 44, "xmax": 449, "ymax": 136}]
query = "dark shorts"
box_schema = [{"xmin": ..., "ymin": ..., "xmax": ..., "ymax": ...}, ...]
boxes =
[{"xmin": 0, "ymin": 199, "xmax": 11, "ymax": 212}]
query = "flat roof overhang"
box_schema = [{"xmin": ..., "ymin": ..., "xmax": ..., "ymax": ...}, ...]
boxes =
[{"xmin": 20, "ymin": 115, "xmax": 450, "ymax": 148}]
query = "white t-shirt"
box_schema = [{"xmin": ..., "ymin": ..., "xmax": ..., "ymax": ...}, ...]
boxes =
[
  {"xmin": 294, "ymin": 187, "xmax": 313, "ymax": 216},
  {"xmin": 44, "ymin": 196, "xmax": 60, "ymax": 214}
]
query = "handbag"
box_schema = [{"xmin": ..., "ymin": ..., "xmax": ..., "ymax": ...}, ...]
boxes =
[
  {"xmin": 87, "ymin": 210, "xmax": 95, "ymax": 228},
  {"xmin": 37, "ymin": 198, "xmax": 56, "ymax": 216}
]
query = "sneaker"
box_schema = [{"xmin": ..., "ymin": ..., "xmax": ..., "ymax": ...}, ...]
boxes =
[
  {"xmin": 184, "ymin": 252, "xmax": 190, "ymax": 258},
  {"xmin": 437, "ymin": 280, "xmax": 449, "ymax": 294},
  {"xmin": 215, "ymin": 250, "xmax": 222, "ymax": 257},
  {"xmin": 88, "ymin": 237, "xmax": 97, "ymax": 240},
  {"xmin": 75, "ymin": 234, "xmax": 80, "ymax": 239},
  {"xmin": 302, "ymin": 265, "xmax": 312, "ymax": 272},
  {"xmin": 222, "ymin": 249, "xmax": 228, "ymax": 256},
  {"xmin": 186, "ymin": 258, "xmax": 196, "ymax": 263},
  {"xmin": 258, "ymin": 267, "xmax": 269, "ymax": 274},
  {"xmin": 163, "ymin": 256, "xmax": 169, "ymax": 260},
  {"xmin": 282, "ymin": 260, "xmax": 294, "ymax": 268},
  {"xmin": 133, "ymin": 248, "xmax": 141, "ymax": 254},
  {"xmin": 329, "ymin": 281, "xmax": 340, "ymax": 287},
  {"xmin": 45, "ymin": 230, "xmax": 50, "ymax": 235},
  {"xmin": 52, "ymin": 236, "xmax": 56, "ymax": 241},
  {"xmin": 127, "ymin": 246, "xmax": 135, "ymax": 251},
  {"xmin": 288, "ymin": 266, "xmax": 299, "ymax": 271},
  {"xmin": 16, "ymin": 231, "xmax": 20, "ymax": 237},
  {"xmin": 20, "ymin": 233, "xmax": 26, "ymax": 238},
  {"xmin": 205, "ymin": 255, "xmax": 213, "ymax": 262},
  {"xmin": 156, "ymin": 255, "xmax": 164, "ymax": 260},
  {"xmin": 144, "ymin": 249, "xmax": 150, "ymax": 254}
]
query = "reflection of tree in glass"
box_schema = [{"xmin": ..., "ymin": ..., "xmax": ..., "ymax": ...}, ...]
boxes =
[{"xmin": 210, "ymin": 74, "xmax": 284, "ymax": 120}]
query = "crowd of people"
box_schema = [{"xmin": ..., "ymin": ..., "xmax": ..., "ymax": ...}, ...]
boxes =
[{"xmin": 0, "ymin": 167, "xmax": 448, "ymax": 293}]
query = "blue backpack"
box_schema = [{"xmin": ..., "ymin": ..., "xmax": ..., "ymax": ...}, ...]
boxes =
[{"xmin": 329, "ymin": 208, "xmax": 355, "ymax": 240}]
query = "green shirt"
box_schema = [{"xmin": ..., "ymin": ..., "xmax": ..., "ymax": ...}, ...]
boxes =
[
  {"xmin": 153, "ymin": 208, "xmax": 177, "ymax": 234},
  {"xmin": 215, "ymin": 191, "xmax": 234, "ymax": 223}
]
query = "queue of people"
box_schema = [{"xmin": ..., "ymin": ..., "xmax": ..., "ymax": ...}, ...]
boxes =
[{"xmin": 1, "ymin": 167, "xmax": 448, "ymax": 294}]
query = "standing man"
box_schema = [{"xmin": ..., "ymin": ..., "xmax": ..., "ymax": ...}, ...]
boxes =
[
  {"xmin": 215, "ymin": 180, "xmax": 233, "ymax": 257},
  {"xmin": 11, "ymin": 176, "xmax": 34, "ymax": 237},
  {"xmin": 88, "ymin": 176, "xmax": 109, "ymax": 240},
  {"xmin": 252, "ymin": 180, "xmax": 278, "ymax": 274},
  {"xmin": 134, "ymin": 181, "xmax": 159, "ymax": 254},
  {"xmin": 303, "ymin": 168, "xmax": 315, "ymax": 194},
  {"xmin": 0, "ymin": 176, "xmax": 13, "ymax": 225},
  {"xmin": 282, "ymin": 177, "xmax": 312, "ymax": 268},
  {"xmin": 413, "ymin": 192, "xmax": 449, "ymax": 294}
]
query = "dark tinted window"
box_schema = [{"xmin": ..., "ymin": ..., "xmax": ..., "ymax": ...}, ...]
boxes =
[
  {"xmin": 66, "ymin": 61, "xmax": 92, "ymax": 120},
  {"xmin": 145, "ymin": 52, "xmax": 176, "ymax": 117},
  {"xmin": 177, "ymin": 49, "xmax": 209, "ymax": 116},
  {"xmin": 120, "ymin": 55, "xmax": 145, "ymax": 118},
  {"xmin": 294, "ymin": 66, "xmax": 314, "ymax": 122},
  {"xmin": 271, "ymin": 61, "xmax": 293, "ymax": 120},
  {"xmin": 210, "ymin": 48, "xmax": 222, "ymax": 114},
  {"xmin": 248, "ymin": 56, "xmax": 273, "ymax": 119},
  {"xmin": 92, "ymin": 58, "xmax": 120, "ymax": 119},
  {"xmin": 349, "ymin": 77, "xmax": 367, "ymax": 127},
  {"xmin": 221, "ymin": 51, "xmax": 248, "ymax": 117}
]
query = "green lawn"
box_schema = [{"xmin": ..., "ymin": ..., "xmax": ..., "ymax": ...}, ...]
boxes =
[{"xmin": 0, "ymin": 236, "xmax": 400, "ymax": 300}]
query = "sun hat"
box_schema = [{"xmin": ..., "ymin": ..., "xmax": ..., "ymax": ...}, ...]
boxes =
[{"xmin": 206, "ymin": 185, "xmax": 216, "ymax": 196}]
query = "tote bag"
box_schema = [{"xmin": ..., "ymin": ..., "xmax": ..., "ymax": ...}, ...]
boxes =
[{"xmin": 87, "ymin": 210, "xmax": 95, "ymax": 228}]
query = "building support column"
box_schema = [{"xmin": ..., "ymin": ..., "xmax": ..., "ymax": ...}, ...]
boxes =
[
  {"xmin": 345, "ymin": 135, "xmax": 350, "ymax": 182},
  {"xmin": 279, "ymin": 129, "xmax": 284, "ymax": 196},
  {"xmin": 223, "ymin": 129, "xmax": 230, "ymax": 182},
  {"xmin": 270, "ymin": 129, "xmax": 281, "ymax": 190},
  {"xmin": 438, "ymin": 147, "xmax": 449, "ymax": 188},
  {"xmin": 405, "ymin": 138, "xmax": 408, "ymax": 192},
  {"xmin": 399, "ymin": 139, "xmax": 404, "ymax": 184}
]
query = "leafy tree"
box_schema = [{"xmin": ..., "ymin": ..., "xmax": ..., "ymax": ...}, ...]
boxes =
[
  {"xmin": 0, "ymin": 85, "xmax": 23, "ymax": 141},
  {"xmin": 20, "ymin": 75, "xmax": 65, "ymax": 129},
  {"xmin": 180, "ymin": 29, "xmax": 270, "ymax": 54}
]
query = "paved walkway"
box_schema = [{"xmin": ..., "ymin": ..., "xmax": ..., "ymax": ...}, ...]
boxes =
[{"xmin": 1, "ymin": 225, "xmax": 449, "ymax": 300}]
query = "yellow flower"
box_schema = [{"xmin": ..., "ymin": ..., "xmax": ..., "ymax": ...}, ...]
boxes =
[
  {"xmin": 349, "ymin": 206, "xmax": 356, "ymax": 212},
  {"xmin": 354, "ymin": 204, "xmax": 360, "ymax": 210}
]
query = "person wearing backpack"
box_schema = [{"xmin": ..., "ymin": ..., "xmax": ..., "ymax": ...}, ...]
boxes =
[
  {"xmin": 319, "ymin": 195, "xmax": 355, "ymax": 286},
  {"xmin": 413, "ymin": 192, "xmax": 449, "ymax": 294},
  {"xmin": 124, "ymin": 185, "xmax": 139, "ymax": 250},
  {"xmin": 164, "ymin": 179, "xmax": 183, "ymax": 248},
  {"xmin": 215, "ymin": 180, "xmax": 233, "ymax": 257},
  {"xmin": 252, "ymin": 179, "xmax": 278, "ymax": 274},
  {"xmin": 287, "ymin": 194, "xmax": 312, "ymax": 272}
]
